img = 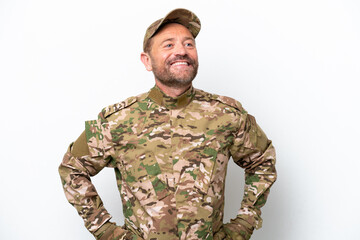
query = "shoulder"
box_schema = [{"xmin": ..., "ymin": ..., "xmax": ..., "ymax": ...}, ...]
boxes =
[
  {"xmin": 99, "ymin": 92, "xmax": 148, "ymax": 120},
  {"xmin": 194, "ymin": 88, "xmax": 247, "ymax": 114}
]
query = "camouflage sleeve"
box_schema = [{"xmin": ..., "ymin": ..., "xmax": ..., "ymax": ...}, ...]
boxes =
[
  {"xmin": 94, "ymin": 222, "xmax": 142, "ymax": 240},
  {"xmin": 225, "ymin": 113, "xmax": 277, "ymax": 240},
  {"xmin": 59, "ymin": 114, "xmax": 135, "ymax": 239}
]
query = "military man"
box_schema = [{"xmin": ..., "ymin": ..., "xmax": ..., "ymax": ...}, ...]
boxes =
[{"xmin": 59, "ymin": 8, "xmax": 277, "ymax": 240}]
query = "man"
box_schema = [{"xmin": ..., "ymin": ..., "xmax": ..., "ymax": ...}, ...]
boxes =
[{"xmin": 59, "ymin": 8, "xmax": 277, "ymax": 240}]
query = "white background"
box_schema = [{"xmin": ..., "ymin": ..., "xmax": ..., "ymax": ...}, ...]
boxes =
[{"xmin": 1, "ymin": 0, "xmax": 359, "ymax": 239}]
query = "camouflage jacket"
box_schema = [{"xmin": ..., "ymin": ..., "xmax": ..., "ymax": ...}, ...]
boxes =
[{"xmin": 59, "ymin": 86, "xmax": 277, "ymax": 240}]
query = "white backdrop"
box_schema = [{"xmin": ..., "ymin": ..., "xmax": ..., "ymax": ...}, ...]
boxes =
[{"xmin": 1, "ymin": 0, "xmax": 359, "ymax": 239}]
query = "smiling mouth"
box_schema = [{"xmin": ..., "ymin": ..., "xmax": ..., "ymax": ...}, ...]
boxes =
[{"xmin": 171, "ymin": 61, "xmax": 190, "ymax": 66}]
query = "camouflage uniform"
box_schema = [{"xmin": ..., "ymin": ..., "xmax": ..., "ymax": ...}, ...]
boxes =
[{"xmin": 59, "ymin": 85, "xmax": 277, "ymax": 240}]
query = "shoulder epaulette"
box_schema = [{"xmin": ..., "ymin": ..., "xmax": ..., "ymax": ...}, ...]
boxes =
[
  {"xmin": 214, "ymin": 95, "xmax": 246, "ymax": 113},
  {"xmin": 100, "ymin": 95, "xmax": 139, "ymax": 119},
  {"xmin": 194, "ymin": 88, "xmax": 247, "ymax": 114}
]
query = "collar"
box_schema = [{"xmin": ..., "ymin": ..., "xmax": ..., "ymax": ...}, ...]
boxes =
[{"xmin": 148, "ymin": 85, "xmax": 195, "ymax": 109}]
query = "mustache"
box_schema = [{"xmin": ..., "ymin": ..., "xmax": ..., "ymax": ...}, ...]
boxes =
[{"xmin": 167, "ymin": 56, "xmax": 196, "ymax": 65}]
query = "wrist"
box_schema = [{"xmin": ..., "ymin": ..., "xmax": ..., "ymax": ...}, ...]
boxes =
[
  {"xmin": 94, "ymin": 222, "xmax": 117, "ymax": 239},
  {"xmin": 223, "ymin": 219, "xmax": 254, "ymax": 240}
]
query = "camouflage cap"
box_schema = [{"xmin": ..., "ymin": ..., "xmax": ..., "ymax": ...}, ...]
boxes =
[{"xmin": 143, "ymin": 8, "xmax": 201, "ymax": 52}]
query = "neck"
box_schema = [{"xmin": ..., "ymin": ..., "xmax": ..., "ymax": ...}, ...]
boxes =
[{"xmin": 155, "ymin": 80, "xmax": 192, "ymax": 97}]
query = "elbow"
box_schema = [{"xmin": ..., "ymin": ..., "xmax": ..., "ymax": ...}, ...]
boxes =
[
  {"xmin": 268, "ymin": 159, "xmax": 277, "ymax": 185},
  {"xmin": 58, "ymin": 146, "xmax": 74, "ymax": 185}
]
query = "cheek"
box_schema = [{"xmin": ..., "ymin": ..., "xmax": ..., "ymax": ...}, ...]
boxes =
[
  {"xmin": 161, "ymin": 53, "xmax": 172, "ymax": 63},
  {"xmin": 189, "ymin": 50, "xmax": 198, "ymax": 61},
  {"xmin": 151, "ymin": 50, "xmax": 173, "ymax": 66}
]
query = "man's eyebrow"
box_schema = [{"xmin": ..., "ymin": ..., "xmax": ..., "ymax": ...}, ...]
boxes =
[
  {"xmin": 160, "ymin": 37, "xmax": 195, "ymax": 44},
  {"xmin": 183, "ymin": 37, "xmax": 195, "ymax": 42},
  {"xmin": 160, "ymin": 38, "xmax": 175, "ymax": 44}
]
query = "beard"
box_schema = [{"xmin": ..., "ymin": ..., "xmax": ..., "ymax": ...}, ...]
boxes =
[{"xmin": 150, "ymin": 55, "xmax": 199, "ymax": 88}]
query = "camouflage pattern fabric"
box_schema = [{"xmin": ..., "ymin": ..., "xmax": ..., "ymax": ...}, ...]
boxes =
[{"xmin": 59, "ymin": 86, "xmax": 277, "ymax": 240}]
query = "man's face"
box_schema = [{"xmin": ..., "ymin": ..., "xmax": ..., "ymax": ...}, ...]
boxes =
[{"xmin": 145, "ymin": 23, "xmax": 199, "ymax": 88}]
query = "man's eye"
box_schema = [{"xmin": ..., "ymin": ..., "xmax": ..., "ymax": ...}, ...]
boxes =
[
  {"xmin": 165, "ymin": 44, "xmax": 173, "ymax": 48},
  {"xmin": 185, "ymin": 43, "xmax": 194, "ymax": 47}
]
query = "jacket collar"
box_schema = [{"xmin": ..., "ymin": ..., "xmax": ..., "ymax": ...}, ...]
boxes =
[{"xmin": 148, "ymin": 85, "xmax": 195, "ymax": 109}]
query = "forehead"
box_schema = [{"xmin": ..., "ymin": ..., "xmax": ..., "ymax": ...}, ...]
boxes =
[{"xmin": 152, "ymin": 23, "xmax": 194, "ymax": 42}]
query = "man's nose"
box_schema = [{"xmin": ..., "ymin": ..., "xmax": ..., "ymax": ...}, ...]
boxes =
[{"xmin": 173, "ymin": 43, "xmax": 187, "ymax": 56}]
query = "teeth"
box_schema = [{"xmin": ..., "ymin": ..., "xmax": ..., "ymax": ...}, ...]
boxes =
[{"xmin": 172, "ymin": 62, "xmax": 188, "ymax": 66}]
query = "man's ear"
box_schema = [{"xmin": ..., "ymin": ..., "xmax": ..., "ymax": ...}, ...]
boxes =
[{"xmin": 140, "ymin": 52, "xmax": 152, "ymax": 71}]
